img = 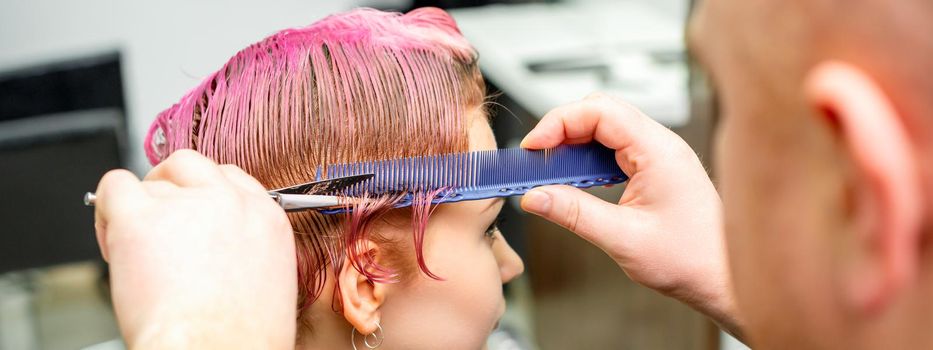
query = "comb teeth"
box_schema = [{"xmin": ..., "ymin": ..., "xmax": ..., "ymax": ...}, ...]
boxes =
[{"xmin": 320, "ymin": 142, "xmax": 628, "ymax": 214}]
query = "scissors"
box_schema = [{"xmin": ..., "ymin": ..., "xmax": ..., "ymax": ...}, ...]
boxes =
[{"xmin": 83, "ymin": 173, "xmax": 374, "ymax": 212}]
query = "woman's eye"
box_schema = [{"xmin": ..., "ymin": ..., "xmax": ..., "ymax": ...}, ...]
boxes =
[
  {"xmin": 484, "ymin": 224, "xmax": 498, "ymax": 239},
  {"xmin": 484, "ymin": 217, "xmax": 502, "ymax": 240}
]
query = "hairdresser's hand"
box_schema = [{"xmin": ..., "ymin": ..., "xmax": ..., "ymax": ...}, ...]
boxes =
[
  {"xmin": 520, "ymin": 93, "xmax": 741, "ymax": 337},
  {"xmin": 93, "ymin": 150, "xmax": 296, "ymax": 349}
]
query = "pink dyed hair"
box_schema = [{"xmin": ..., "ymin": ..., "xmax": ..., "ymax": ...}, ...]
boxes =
[{"xmin": 144, "ymin": 7, "xmax": 486, "ymax": 317}]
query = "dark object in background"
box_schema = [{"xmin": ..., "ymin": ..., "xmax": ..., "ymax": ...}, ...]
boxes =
[
  {"xmin": 407, "ymin": 0, "xmax": 554, "ymax": 10},
  {"xmin": 361, "ymin": 0, "xmax": 557, "ymax": 12},
  {"xmin": 0, "ymin": 54, "xmax": 126, "ymax": 273}
]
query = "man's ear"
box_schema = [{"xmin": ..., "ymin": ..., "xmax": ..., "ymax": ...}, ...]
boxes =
[
  {"xmin": 805, "ymin": 61, "xmax": 923, "ymax": 315},
  {"xmin": 338, "ymin": 240, "xmax": 387, "ymax": 335}
]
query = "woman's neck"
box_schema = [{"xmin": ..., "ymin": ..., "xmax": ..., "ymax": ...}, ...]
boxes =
[{"xmin": 295, "ymin": 312, "xmax": 354, "ymax": 349}]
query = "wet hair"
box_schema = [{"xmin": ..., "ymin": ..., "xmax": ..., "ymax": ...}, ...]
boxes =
[{"xmin": 144, "ymin": 7, "xmax": 486, "ymax": 318}]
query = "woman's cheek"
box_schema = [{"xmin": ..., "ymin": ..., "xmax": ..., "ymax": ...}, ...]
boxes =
[{"xmin": 472, "ymin": 248, "xmax": 507, "ymax": 326}]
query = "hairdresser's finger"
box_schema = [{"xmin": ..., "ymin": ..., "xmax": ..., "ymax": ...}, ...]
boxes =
[
  {"xmin": 94, "ymin": 169, "xmax": 148, "ymax": 262},
  {"xmin": 144, "ymin": 149, "xmax": 224, "ymax": 188},
  {"xmin": 523, "ymin": 93, "xmax": 691, "ymax": 176},
  {"xmin": 521, "ymin": 185, "xmax": 637, "ymax": 250},
  {"xmin": 218, "ymin": 164, "xmax": 268, "ymax": 195},
  {"xmin": 522, "ymin": 93, "xmax": 662, "ymax": 147},
  {"xmin": 521, "ymin": 93, "xmax": 643, "ymax": 149},
  {"xmin": 140, "ymin": 180, "xmax": 179, "ymax": 198},
  {"xmin": 94, "ymin": 169, "xmax": 147, "ymax": 226}
]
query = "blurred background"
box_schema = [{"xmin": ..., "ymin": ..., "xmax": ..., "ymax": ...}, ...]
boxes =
[{"xmin": 0, "ymin": 0, "xmax": 744, "ymax": 349}]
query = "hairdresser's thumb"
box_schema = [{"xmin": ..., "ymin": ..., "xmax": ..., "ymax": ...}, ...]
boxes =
[{"xmin": 521, "ymin": 185, "xmax": 626, "ymax": 248}]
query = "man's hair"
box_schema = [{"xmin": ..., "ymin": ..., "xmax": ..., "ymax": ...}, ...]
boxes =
[{"xmin": 144, "ymin": 7, "xmax": 486, "ymax": 320}]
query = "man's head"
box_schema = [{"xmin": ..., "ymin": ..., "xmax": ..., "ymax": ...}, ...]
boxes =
[{"xmin": 689, "ymin": 0, "xmax": 933, "ymax": 347}]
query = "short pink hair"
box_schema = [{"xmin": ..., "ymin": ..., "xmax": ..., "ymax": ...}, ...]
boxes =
[{"xmin": 145, "ymin": 7, "xmax": 486, "ymax": 319}]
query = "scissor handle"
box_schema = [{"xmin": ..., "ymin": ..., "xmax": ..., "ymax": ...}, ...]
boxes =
[{"xmin": 84, "ymin": 192, "xmax": 97, "ymax": 206}]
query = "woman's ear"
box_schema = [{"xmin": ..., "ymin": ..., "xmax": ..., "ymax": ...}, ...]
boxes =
[
  {"xmin": 805, "ymin": 61, "xmax": 923, "ymax": 315},
  {"xmin": 338, "ymin": 239, "xmax": 388, "ymax": 335}
]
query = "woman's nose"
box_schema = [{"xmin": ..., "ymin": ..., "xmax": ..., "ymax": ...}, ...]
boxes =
[{"xmin": 493, "ymin": 234, "xmax": 525, "ymax": 284}]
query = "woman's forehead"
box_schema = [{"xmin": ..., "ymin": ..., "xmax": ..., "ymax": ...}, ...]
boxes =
[
  {"xmin": 468, "ymin": 108, "xmax": 497, "ymax": 151},
  {"xmin": 438, "ymin": 197, "xmax": 504, "ymax": 220}
]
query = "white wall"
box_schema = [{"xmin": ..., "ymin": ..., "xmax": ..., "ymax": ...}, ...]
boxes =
[
  {"xmin": 572, "ymin": 0, "xmax": 689, "ymax": 18},
  {"xmin": 0, "ymin": 0, "xmax": 357, "ymax": 172}
]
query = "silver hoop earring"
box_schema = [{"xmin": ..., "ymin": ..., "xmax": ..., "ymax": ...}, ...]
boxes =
[{"xmin": 351, "ymin": 322, "xmax": 384, "ymax": 350}]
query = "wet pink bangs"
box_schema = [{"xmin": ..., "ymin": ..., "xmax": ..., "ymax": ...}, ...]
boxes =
[
  {"xmin": 145, "ymin": 7, "xmax": 485, "ymax": 315},
  {"xmin": 144, "ymin": 7, "xmax": 476, "ymax": 165}
]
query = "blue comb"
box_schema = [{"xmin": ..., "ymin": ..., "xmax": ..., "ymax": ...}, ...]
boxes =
[{"xmin": 313, "ymin": 142, "xmax": 628, "ymax": 215}]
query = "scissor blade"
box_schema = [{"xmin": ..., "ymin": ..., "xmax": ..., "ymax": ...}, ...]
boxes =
[
  {"xmin": 273, "ymin": 193, "xmax": 342, "ymax": 212},
  {"xmin": 273, "ymin": 173, "xmax": 374, "ymax": 195}
]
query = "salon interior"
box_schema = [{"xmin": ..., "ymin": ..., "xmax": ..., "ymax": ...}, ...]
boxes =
[{"xmin": 0, "ymin": 0, "xmax": 745, "ymax": 349}]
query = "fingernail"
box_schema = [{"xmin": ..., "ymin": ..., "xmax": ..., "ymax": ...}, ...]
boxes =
[
  {"xmin": 522, "ymin": 190, "xmax": 551, "ymax": 215},
  {"xmin": 519, "ymin": 134, "xmax": 532, "ymax": 148},
  {"xmin": 521, "ymin": 128, "xmax": 542, "ymax": 149}
]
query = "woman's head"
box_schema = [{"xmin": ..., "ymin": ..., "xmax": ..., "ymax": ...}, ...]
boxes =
[{"xmin": 145, "ymin": 7, "xmax": 523, "ymax": 349}]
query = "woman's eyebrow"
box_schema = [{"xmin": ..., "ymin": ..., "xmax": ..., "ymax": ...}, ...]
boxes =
[{"xmin": 482, "ymin": 198, "xmax": 505, "ymax": 213}]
